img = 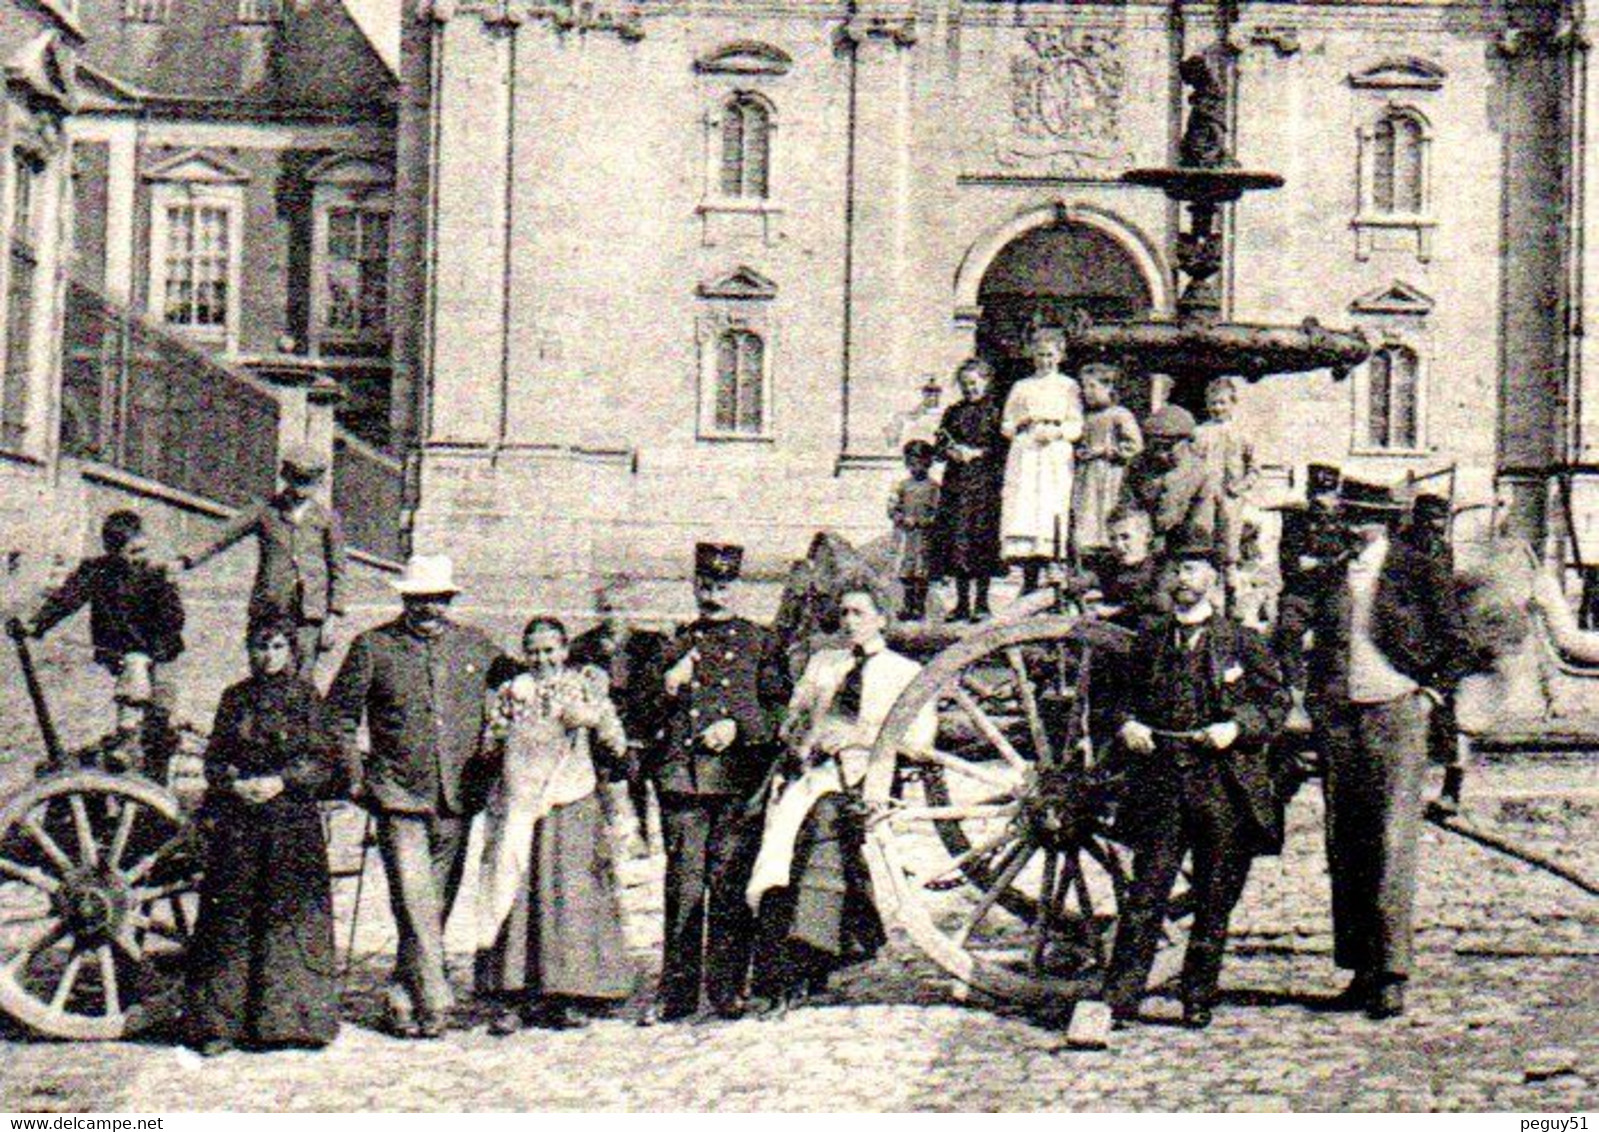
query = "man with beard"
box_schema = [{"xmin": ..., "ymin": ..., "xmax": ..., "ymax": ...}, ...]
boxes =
[
  {"xmin": 1105, "ymin": 539, "xmax": 1290, "ymax": 1029},
  {"xmin": 644, "ymin": 543, "xmax": 790, "ymax": 1023},
  {"xmin": 328, "ymin": 555, "xmax": 508, "ymax": 1038}
]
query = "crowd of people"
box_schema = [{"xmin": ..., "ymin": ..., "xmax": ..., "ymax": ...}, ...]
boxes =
[{"xmin": 6, "ymin": 333, "xmax": 1525, "ymax": 1055}]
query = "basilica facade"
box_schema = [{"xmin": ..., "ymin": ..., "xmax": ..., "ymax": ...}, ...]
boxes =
[{"xmin": 393, "ymin": 0, "xmax": 1586, "ymax": 594}]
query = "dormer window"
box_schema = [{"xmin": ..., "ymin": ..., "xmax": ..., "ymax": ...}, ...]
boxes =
[
  {"xmin": 123, "ymin": 0, "xmax": 169, "ymax": 23},
  {"xmin": 237, "ymin": 0, "xmax": 282, "ymax": 23}
]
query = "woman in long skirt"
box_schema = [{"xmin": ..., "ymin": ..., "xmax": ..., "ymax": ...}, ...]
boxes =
[
  {"xmin": 475, "ymin": 616, "xmax": 633, "ymax": 1034},
  {"xmin": 1001, "ymin": 327, "xmax": 1084, "ymax": 593},
  {"xmin": 187, "ymin": 620, "xmax": 342, "ymax": 1056},
  {"xmin": 931, "ymin": 358, "xmax": 1006, "ymax": 622}
]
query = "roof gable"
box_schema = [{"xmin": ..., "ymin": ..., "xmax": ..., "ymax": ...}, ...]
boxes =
[
  {"xmin": 698, "ymin": 266, "xmax": 778, "ymax": 300},
  {"xmin": 1348, "ymin": 57, "xmax": 1446, "ymax": 91},
  {"xmin": 144, "ymin": 148, "xmax": 252, "ymax": 183},
  {"xmin": 1350, "ymin": 280, "xmax": 1435, "ymax": 316}
]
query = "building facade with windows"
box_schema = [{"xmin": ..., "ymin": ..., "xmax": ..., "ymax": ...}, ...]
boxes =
[
  {"xmin": 394, "ymin": 0, "xmax": 1590, "ymax": 594},
  {"xmin": 0, "ymin": 0, "xmax": 80, "ymax": 560},
  {"xmin": 64, "ymin": 0, "xmax": 399, "ymax": 446}
]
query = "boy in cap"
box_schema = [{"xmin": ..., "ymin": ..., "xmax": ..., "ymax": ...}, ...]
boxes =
[
  {"xmin": 14, "ymin": 510, "xmax": 185, "ymax": 770},
  {"xmin": 1106, "ymin": 536, "xmax": 1290, "ymax": 1029},
  {"xmin": 178, "ymin": 443, "xmax": 347, "ymax": 680},
  {"xmin": 645, "ymin": 542, "xmax": 790, "ymax": 1023}
]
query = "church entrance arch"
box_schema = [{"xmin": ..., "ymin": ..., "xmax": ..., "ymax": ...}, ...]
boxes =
[{"xmin": 968, "ymin": 212, "xmax": 1159, "ymax": 416}]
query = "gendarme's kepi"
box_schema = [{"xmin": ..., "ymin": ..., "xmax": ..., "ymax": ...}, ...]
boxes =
[{"xmin": 694, "ymin": 542, "xmax": 743, "ymax": 582}]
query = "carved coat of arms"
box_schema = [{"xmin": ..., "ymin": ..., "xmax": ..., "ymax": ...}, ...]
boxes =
[{"xmin": 999, "ymin": 27, "xmax": 1126, "ymax": 173}]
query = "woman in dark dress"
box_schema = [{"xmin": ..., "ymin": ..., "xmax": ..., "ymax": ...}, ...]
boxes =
[
  {"xmin": 186, "ymin": 620, "xmax": 343, "ymax": 1056},
  {"xmin": 932, "ymin": 358, "xmax": 1006, "ymax": 621}
]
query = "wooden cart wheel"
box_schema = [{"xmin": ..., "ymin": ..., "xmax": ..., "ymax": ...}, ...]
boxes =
[
  {"xmin": 0, "ymin": 771, "xmax": 201, "ymax": 1039},
  {"xmin": 862, "ymin": 614, "xmax": 1191, "ymax": 1007}
]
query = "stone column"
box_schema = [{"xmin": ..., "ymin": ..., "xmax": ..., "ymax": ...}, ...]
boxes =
[
  {"xmin": 247, "ymin": 356, "xmax": 345, "ymax": 507},
  {"xmin": 839, "ymin": 11, "xmax": 920, "ymax": 471},
  {"xmin": 424, "ymin": 0, "xmax": 515, "ymax": 447}
]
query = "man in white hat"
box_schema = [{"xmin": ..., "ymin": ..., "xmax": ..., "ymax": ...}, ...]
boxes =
[{"xmin": 328, "ymin": 554, "xmax": 511, "ymax": 1038}]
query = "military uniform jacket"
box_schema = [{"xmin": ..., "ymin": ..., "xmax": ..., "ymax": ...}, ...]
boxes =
[
  {"xmin": 656, "ymin": 616, "xmax": 790, "ymax": 797},
  {"xmin": 186, "ymin": 494, "xmax": 347, "ymax": 624},
  {"xmin": 327, "ymin": 617, "xmax": 507, "ymax": 816}
]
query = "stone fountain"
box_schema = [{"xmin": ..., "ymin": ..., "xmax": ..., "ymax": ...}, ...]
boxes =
[{"xmin": 1064, "ymin": 43, "xmax": 1370, "ymax": 400}]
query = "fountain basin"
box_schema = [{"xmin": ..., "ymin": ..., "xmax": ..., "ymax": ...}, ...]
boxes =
[
  {"xmin": 1066, "ymin": 315, "xmax": 1371, "ymax": 383},
  {"xmin": 1122, "ymin": 167, "xmax": 1285, "ymax": 204}
]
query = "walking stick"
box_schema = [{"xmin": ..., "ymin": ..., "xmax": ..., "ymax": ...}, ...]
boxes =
[
  {"xmin": 7, "ymin": 619, "xmax": 66, "ymax": 771},
  {"xmin": 340, "ymin": 809, "xmax": 377, "ymax": 979}
]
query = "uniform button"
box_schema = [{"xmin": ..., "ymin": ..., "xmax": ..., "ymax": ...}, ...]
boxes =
[
  {"xmin": 721, "ymin": 678, "xmax": 730, "ymax": 688},
  {"xmin": 725, "ymin": 651, "xmax": 735, "ymax": 660},
  {"xmin": 690, "ymin": 708, "xmax": 700, "ymax": 719}
]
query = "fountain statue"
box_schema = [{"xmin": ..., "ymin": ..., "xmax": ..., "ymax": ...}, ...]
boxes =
[{"xmin": 1058, "ymin": 40, "xmax": 1370, "ymax": 409}]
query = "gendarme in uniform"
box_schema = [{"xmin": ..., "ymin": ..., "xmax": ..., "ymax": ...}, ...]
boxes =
[{"xmin": 649, "ymin": 542, "xmax": 789, "ymax": 1021}]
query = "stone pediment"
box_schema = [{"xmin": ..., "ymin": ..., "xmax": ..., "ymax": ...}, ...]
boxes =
[
  {"xmin": 695, "ymin": 41, "xmax": 792, "ymax": 77},
  {"xmin": 306, "ymin": 153, "xmax": 392, "ymax": 186},
  {"xmin": 1348, "ymin": 57, "xmax": 1446, "ymax": 91},
  {"xmin": 143, "ymin": 148, "xmax": 251, "ymax": 184},
  {"xmin": 697, "ymin": 266, "xmax": 777, "ymax": 301},
  {"xmin": 1350, "ymin": 280, "xmax": 1435, "ymax": 316}
]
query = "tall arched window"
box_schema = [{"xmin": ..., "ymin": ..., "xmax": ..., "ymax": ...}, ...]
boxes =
[
  {"xmin": 1366, "ymin": 344, "xmax": 1420, "ymax": 450},
  {"xmin": 1371, "ymin": 110, "xmax": 1425, "ymax": 215},
  {"xmin": 714, "ymin": 328, "xmax": 765, "ymax": 434},
  {"xmin": 720, "ymin": 95, "xmax": 771, "ymax": 200}
]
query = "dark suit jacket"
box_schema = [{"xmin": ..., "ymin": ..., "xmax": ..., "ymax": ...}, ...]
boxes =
[
  {"xmin": 185, "ymin": 494, "xmax": 347, "ymax": 624},
  {"xmin": 1116, "ymin": 614, "xmax": 1291, "ymax": 852},
  {"xmin": 33, "ymin": 555, "xmax": 185, "ymax": 668},
  {"xmin": 327, "ymin": 618, "xmax": 507, "ymax": 816},
  {"xmin": 570, "ymin": 623, "xmax": 667, "ymax": 777},
  {"xmin": 1309, "ymin": 535, "xmax": 1473, "ymax": 704}
]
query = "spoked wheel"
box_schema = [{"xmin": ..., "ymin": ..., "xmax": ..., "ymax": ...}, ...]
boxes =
[
  {"xmin": 863, "ymin": 614, "xmax": 1192, "ymax": 1008},
  {"xmin": 0, "ymin": 771, "xmax": 201, "ymax": 1039}
]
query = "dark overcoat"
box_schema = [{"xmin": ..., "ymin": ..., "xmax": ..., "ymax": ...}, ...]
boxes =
[
  {"xmin": 1114, "ymin": 615, "xmax": 1291, "ymax": 852},
  {"xmin": 1308, "ymin": 536, "xmax": 1474, "ymax": 705},
  {"xmin": 185, "ymin": 495, "xmax": 348, "ymax": 625},
  {"xmin": 930, "ymin": 398, "xmax": 1005, "ymax": 578},
  {"xmin": 187, "ymin": 674, "xmax": 342, "ymax": 1047}
]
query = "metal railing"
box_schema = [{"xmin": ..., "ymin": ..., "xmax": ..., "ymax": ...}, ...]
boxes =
[
  {"xmin": 333, "ymin": 424, "xmax": 404, "ymax": 563},
  {"xmin": 60, "ymin": 280, "xmax": 279, "ymax": 509}
]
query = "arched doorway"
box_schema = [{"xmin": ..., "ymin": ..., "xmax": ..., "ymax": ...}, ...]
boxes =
[{"xmin": 975, "ymin": 221, "xmax": 1156, "ymax": 414}]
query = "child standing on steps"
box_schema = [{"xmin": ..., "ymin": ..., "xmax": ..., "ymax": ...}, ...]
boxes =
[
  {"xmin": 889, "ymin": 440, "xmax": 940, "ymax": 622},
  {"xmin": 1072, "ymin": 362, "xmax": 1144, "ymax": 558}
]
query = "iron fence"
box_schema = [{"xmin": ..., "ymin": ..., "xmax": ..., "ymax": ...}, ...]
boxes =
[
  {"xmin": 60, "ymin": 280, "xmax": 279, "ymax": 509},
  {"xmin": 332, "ymin": 425, "xmax": 404, "ymax": 563}
]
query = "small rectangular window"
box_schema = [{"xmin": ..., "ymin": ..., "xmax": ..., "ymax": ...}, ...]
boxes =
[
  {"xmin": 322, "ymin": 205, "xmax": 390, "ymax": 338},
  {"xmin": 123, "ymin": 0, "xmax": 169, "ymax": 22},
  {"xmin": 162, "ymin": 203, "xmax": 231, "ymax": 329},
  {"xmin": 237, "ymin": 0, "xmax": 282, "ymax": 21}
]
